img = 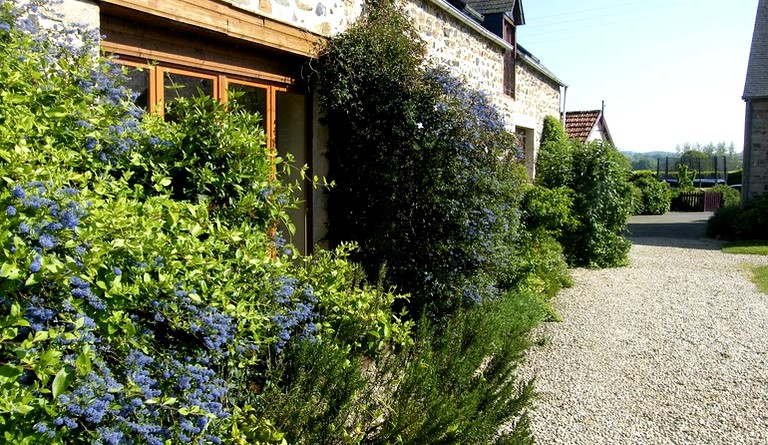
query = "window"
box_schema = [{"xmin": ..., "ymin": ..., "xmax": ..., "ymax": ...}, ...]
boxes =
[
  {"xmin": 116, "ymin": 60, "xmax": 311, "ymax": 254},
  {"xmin": 515, "ymin": 126, "xmax": 534, "ymax": 179},
  {"xmin": 503, "ymin": 19, "xmax": 516, "ymax": 98},
  {"xmin": 101, "ymin": 12, "xmax": 314, "ymax": 254}
]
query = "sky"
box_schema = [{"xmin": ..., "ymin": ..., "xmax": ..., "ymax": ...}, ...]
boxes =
[{"xmin": 518, "ymin": 0, "xmax": 759, "ymax": 153}]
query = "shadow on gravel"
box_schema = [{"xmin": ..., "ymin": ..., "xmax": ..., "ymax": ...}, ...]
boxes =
[{"xmin": 625, "ymin": 212, "xmax": 724, "ymax": 250}]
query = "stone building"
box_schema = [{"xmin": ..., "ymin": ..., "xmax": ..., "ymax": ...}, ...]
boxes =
[
  {"xmin": 55, "ymin": 0, "xmax": 565, "ymax": 250},
  {"xmin": 744, "ymin": 0, "xmax": 768, "ymax": 204}
]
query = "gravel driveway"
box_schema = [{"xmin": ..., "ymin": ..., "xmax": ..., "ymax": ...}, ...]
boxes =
[{"xmin": 522, "ymin": 213, "xmax": 768, "ymax": 444}]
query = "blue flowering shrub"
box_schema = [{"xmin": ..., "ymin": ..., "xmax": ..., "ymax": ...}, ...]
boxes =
[
  {"xmin": 314, "ymin": 2, "xmax": 529, "ymax": 319},
  {"xmin": 536, "ymin": 116, "xmax": 633, "ymax": 267},
  {"xmin": 0, "ymin": 1, "xmax": 412, "ymax": 443}
]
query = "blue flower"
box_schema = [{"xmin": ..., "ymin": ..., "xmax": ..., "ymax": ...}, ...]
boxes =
[
  {"xmin": 11, "ymin": 185, "xmax": 26, "ymax": 199},
  {"xmin": 38, "ymin": 233, "xmax": 57, "ymax": 249},
  {"xmin": 113, "ymin": 266, "xmax": 122, "ymax": 276},
  {"xmin": 29, "ymin": 256, "xmax": 42, "ymax": 273},
  {"xmin": 6, "ymin": 206, "xmax": 16, "ymax": 216}
]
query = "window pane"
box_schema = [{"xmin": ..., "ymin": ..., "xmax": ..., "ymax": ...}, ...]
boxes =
[
  {"xmin": 228, "ymin": 83, "xmax": 267, "ymax": 120},
  {"xmin": 276, "ymin": 91, "xmax": 308, "ymax": 255},
  {"xmin": 124, "ymin": 66, "xmax": 150, "ymax": 110},
  {"xmin": 164, "ymin": 72, "xmax": 214, "ymax": 102}
]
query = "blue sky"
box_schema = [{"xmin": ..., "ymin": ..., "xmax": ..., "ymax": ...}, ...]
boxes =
[{"xmin": 518, "ymin": 0, "xmax": 758, "ymax": 153}]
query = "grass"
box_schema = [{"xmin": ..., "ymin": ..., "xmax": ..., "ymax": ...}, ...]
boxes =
[
  {"xmin": 722, "ymin": 240, "xmax": 768, "ymax": 255},
  {"xmin": 749, "ymin": 265, "xmax": 768, "ymax": 294},
  {"xmin": 725, "ymin": 241, "xmax": 768, "ymax": 294}
]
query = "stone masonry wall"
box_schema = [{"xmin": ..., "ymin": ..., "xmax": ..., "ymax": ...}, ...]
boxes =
[
  {"xmin": 513, "ymin": 59, "xmax": 561, "ymax": 141},
  {"xmin": 513, "ymin": 59, "xmax": 562, "ymax": 179},
  {"xmin": 223, "ymin": 0, "xmax": 361, "ymax": 37},
  {"xmin": 747, "ymin": 99, "xmax": 768, "ymax": 201},
  {"xmin": 402, "ymin": 0, "xmax": 515, "ymax": 127}
]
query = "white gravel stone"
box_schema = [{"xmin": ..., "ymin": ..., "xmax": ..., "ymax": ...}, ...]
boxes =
[{"xmin": 520, "ymin": 237, "xmax": 768, "ymax": 444}]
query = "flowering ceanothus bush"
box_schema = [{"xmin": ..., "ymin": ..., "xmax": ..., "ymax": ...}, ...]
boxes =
[
  {"xmin": 0, "ymin": 1, "xmax": 411, "ymax": 443},
  {"xmin": 315, "ymin": 5, "xmax": 527, "ymax": 318}
]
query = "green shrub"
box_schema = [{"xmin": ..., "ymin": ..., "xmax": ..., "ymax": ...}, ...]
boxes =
[
  {"xmin": 628, "ymin": 183, "xmax": 644, "ymax": 215},
  {"xmin": 707, "ymin": 194, "xmax": 768, "ymax": 240},
  {"xmin": 0, "ymin": 4, "xmax": 413, "ymax": 442},
  {"xmin": 710, "ymin": 184, "xmax": 740, "ymax": 208},
  {"xmin": 629, "ymin": 170, "xmax": 658, "ymax": 181},
  {"xmin": 314, "ymin": 1, "xmax": 529, "ymax": 318},
  {"xmin": 537, "ymin": 124, "xmax": 633, "ymax": 267},
  {"xmin": 541, "ymin": 115, "xmax": 567, "ymax": 145},
  {"xmin": 727, "ymin": 170, "xmax": 742, "ymax": 185},
  {"xmin": 632, "ymin": 176, "xmax": 671, "ymax": 215}
]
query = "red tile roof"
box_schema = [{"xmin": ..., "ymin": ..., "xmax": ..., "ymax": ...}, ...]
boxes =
[{"xmin": 564, "ymin": 110, "xmax": 601, "ymax": 143}]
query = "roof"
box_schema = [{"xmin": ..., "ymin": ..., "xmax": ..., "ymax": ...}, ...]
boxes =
[
  {"xmin": 465, "ymin": 0, "xmax": 525, "ymax": 24},
  {"xmin": 517, "ymin": 45, "xmax": 567, "ymax": 87},
  {"xmin": 465, "ymin": 0, "xmax": 512, "ymax": 15},
  {"xmin": 564, "ymin": 110, "xmax": 614, "ymax": 145},
  {"xmin": 745, "ymin": 0, "xmax": 768, "ymax": 99}
]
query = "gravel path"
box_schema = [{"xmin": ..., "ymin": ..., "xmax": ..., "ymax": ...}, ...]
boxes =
[{"xmin": 523, "ymin": 230, "xmax": 768, "ymax": 444}]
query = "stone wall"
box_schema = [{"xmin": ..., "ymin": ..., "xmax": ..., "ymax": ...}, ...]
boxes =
[
  {"xmin": 222, "ymin": 0, "xmax": 361, "ymax": 37},
  {"xmin": 403, "ymin": 0, "xmax": 515, "ymax": 127},
  {"xmin": 746, "ymin": 99, "xmax": 768, "ymax": 201},
  {"xmin": 55, "ymin": 0, "xmax": 99, "ymax": 29},
  {"xmin": 513, "ymin": 59, "xmax": 562, "ymax": 178}
]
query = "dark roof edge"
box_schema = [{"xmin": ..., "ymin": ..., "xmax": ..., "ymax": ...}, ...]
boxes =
[{"xmin": 517, "ymin": 45, "xmax": 567, "ymax": 87}]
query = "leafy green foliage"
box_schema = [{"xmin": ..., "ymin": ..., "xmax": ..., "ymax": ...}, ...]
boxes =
[
  {"xmin": 0, "ymin": 3, "xmax": 412, "ymax": 443},
  {"xmin": 631, "ymin": 176, "xmax": 671, "ymax": 215},
  {"xmin": 710, "ymin": 184, "xmax": 740, "ymax": 208},
  {"xmin": 314, "ymin": 1, "xmax": 529, "ymax": 318},
  {"xmin": 537, "ymin": 118, "xmax": 632, "ymax": 267},
  {"xmin": 541, "ymin": 115, "xmax": 567, "ymax": 145},
  {"xmin": 260, "ymin": 290, "xmax": 545, "ymax": 445},
  {"xmin": 707, "ymin": 194, "xmax": 768, "ymax": 240},
  {"xmin": 676, "ymin": 163, "xmax": 695, "ymax": 191}
]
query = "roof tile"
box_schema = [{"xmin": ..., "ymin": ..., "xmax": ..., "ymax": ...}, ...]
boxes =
[{"xmin": 564, "ymin": 110, "xmax": 601, "ymax": 143}]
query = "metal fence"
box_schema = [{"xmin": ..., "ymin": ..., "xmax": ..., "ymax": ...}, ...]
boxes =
[{"xmin": 657, "ymin": 156, "xmax": 730, "ymax": 187}]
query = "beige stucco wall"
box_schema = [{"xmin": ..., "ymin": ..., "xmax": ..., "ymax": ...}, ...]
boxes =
[{"xmin": 745, "ymin": 99, "xmax": 768, "ymax": 202}]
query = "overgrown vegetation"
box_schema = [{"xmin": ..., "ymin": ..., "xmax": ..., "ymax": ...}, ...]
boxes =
[
  {"xmin": 536, "ymin": 116, "xmax": 633, "ymax": 267},
  {"xmin": 628, "ymin": 171, "xmax": 671, "ymax": 215},
  {"xmin": 707, "ymin": 194, "xmax": 768, "ymax": 240},
  {"xmin": 0, "ymin": 1, "xmax": 572, "ymax": 444},
  {"xmin": 314, "ymin": 1, "xmax": 539, "ymax": 318},
  {"xmin": 0, "ymin": 3, "xmax": 410, "ymax": 443}
]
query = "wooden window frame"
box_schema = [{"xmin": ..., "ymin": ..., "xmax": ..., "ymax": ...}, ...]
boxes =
[{"xmin": 114, "ymin": 57, "xmax": 296, "ymax": 150}]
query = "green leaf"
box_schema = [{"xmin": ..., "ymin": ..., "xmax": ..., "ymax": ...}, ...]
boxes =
[
  {"xmin": 15, "ymin": 404, "xmax": 34, "ymax": 414},
  {"xmin": 44, "ymin": 106, "xmax": 68, "ymax": 118},
  {"xmin": 0, "ymin": 365, "xmax": 22, "ymax": 383},
  {"xmin": 75, "ymin": 350, "xmax": 92, "ymax": 375},
  {"xmin": 52, "ymin": 367, "xmax": 75, "ymax": 399},
  {"xmin": 0, "ymin": 262, "xmax": 20, "ymax": 280}
]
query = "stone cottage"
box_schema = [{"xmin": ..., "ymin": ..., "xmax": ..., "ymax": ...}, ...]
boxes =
[
  {"xmin": 743, "ymin": 0, "xmax": 768, "ymax": 204},
  {"xmin": 55, "ymin": 0, "xmax": 565, "ymax": 251}
]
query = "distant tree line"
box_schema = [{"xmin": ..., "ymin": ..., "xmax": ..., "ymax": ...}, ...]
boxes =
[{"xmin": 622, "ymin": 142, "xmax": 742, "ymax": 172}]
